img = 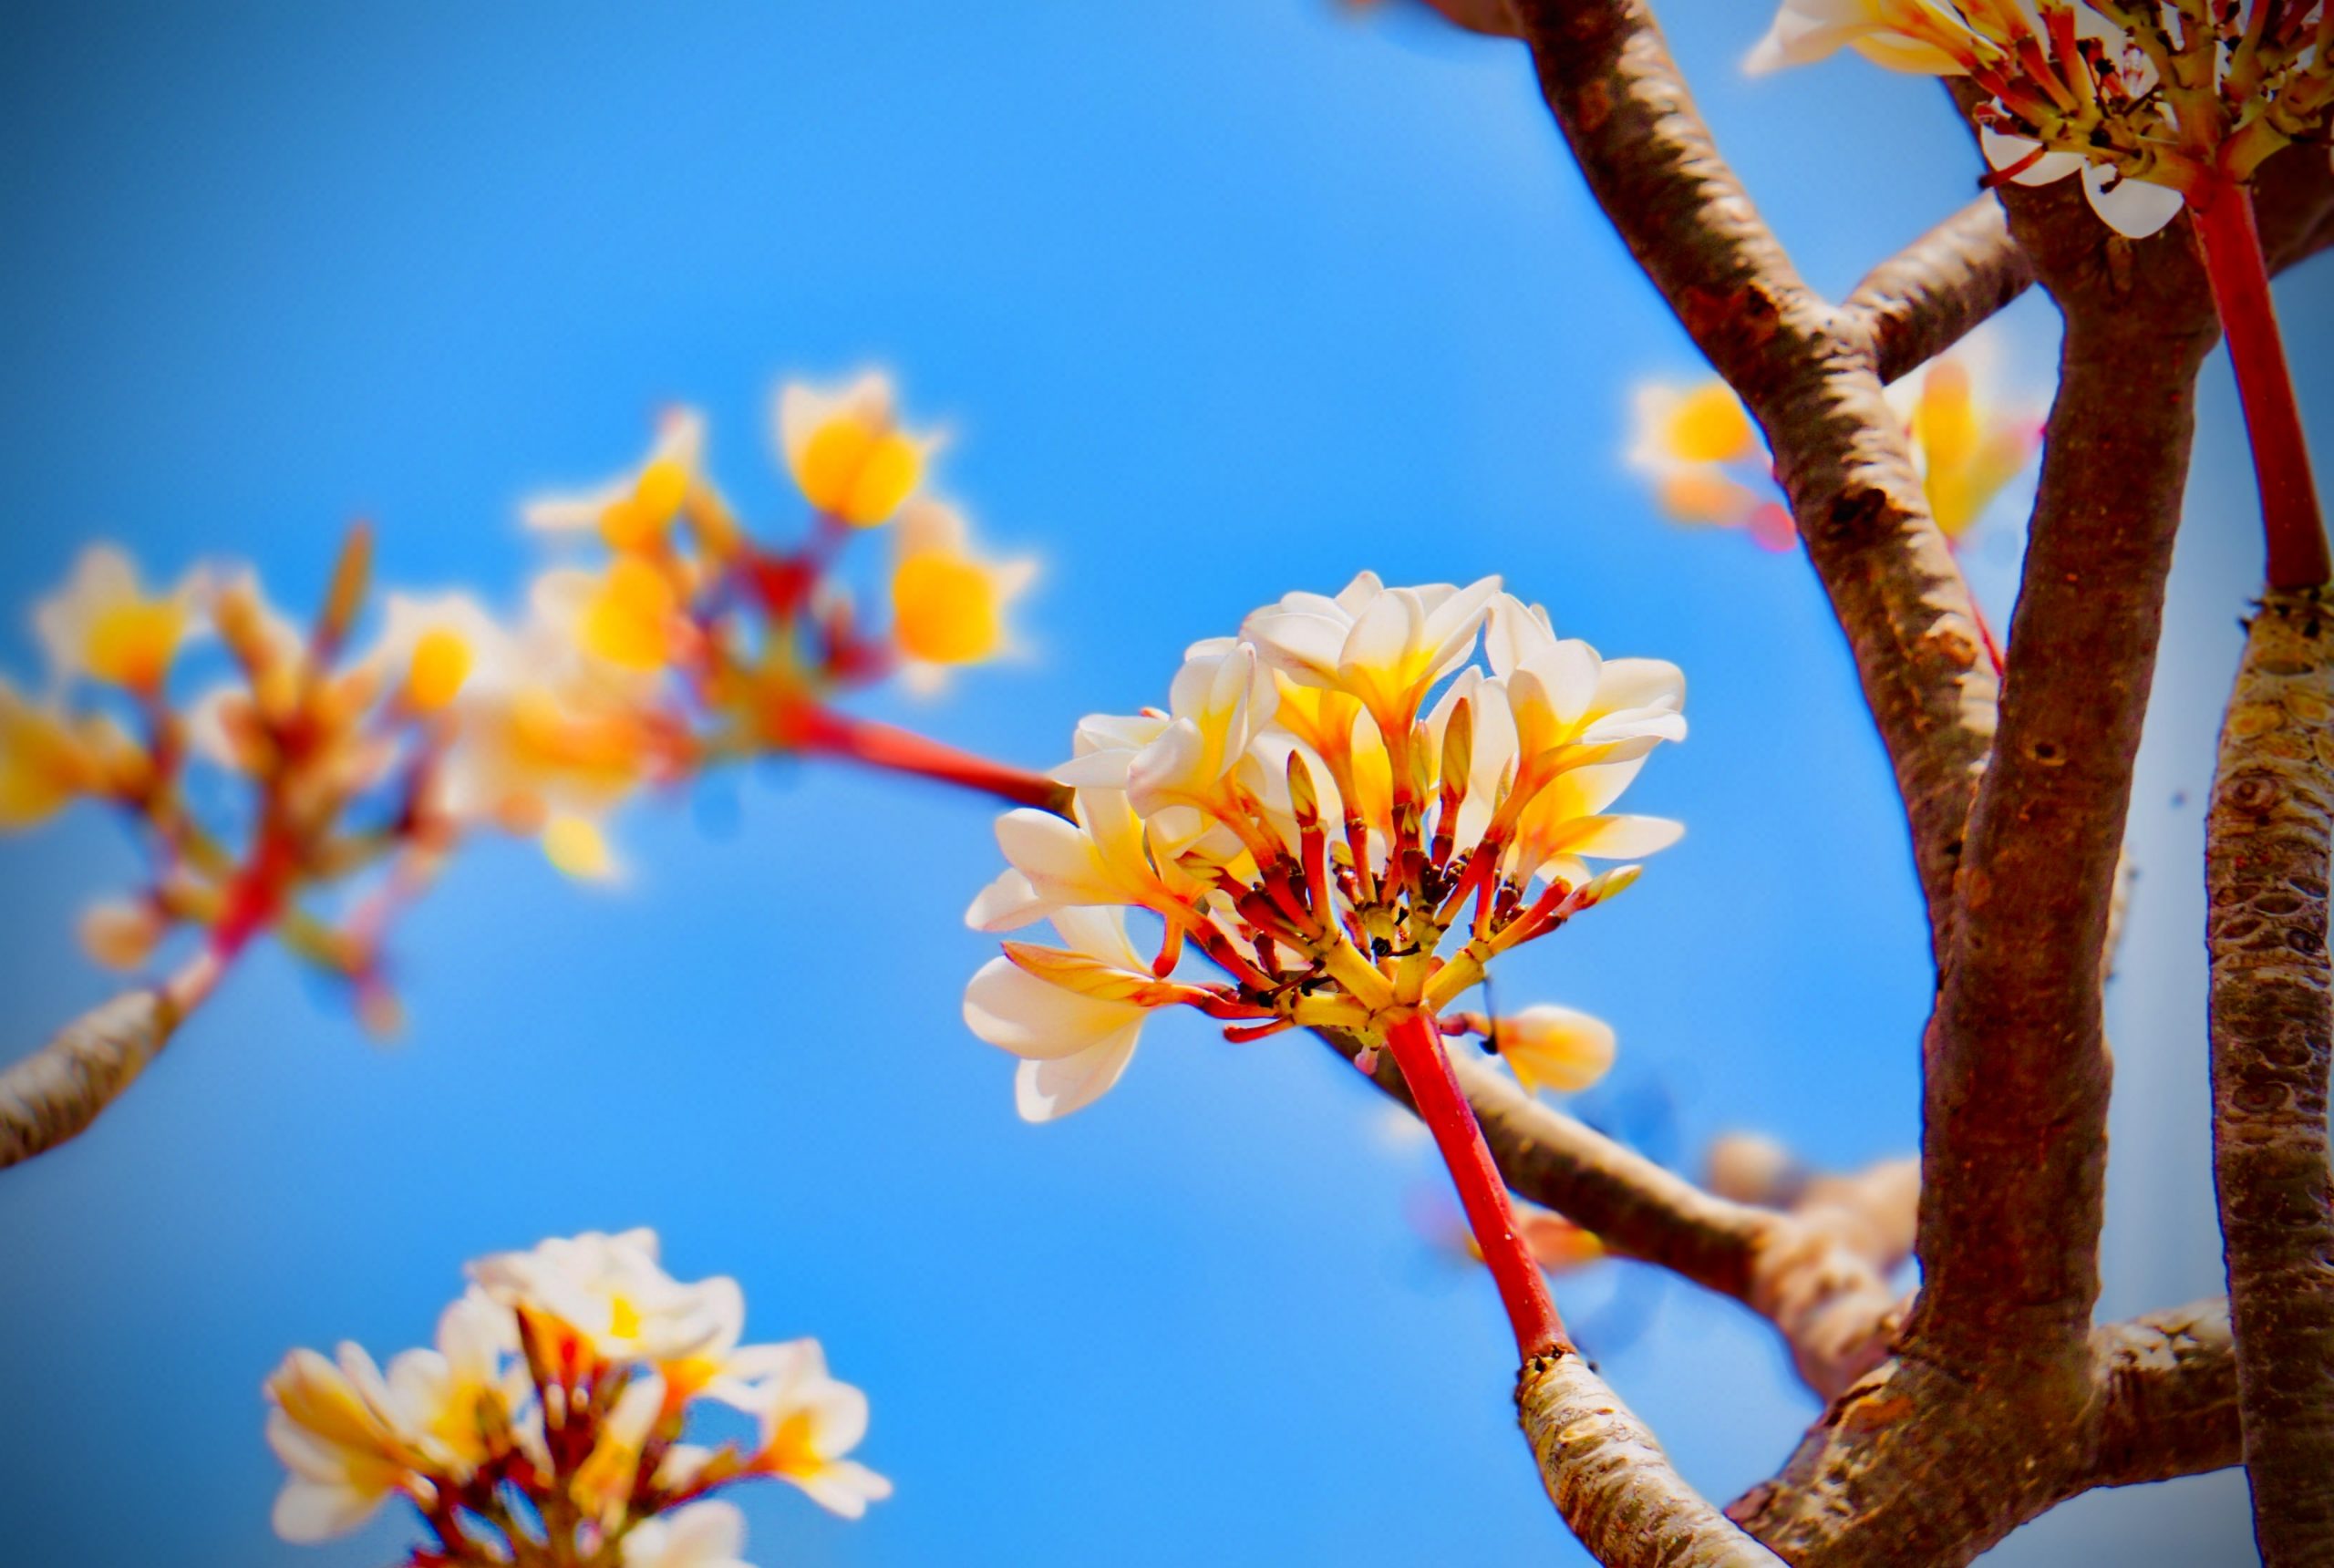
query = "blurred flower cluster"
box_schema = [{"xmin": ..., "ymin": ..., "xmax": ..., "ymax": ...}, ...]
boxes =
[
  {"xmin": 264, "ymin": 1227, "xmax": 889, "ymax": 1566},
  {"xmin": 1, "ymin": 372, "xmax": 1032, "ymax": 1025},
  {"xmin": 961, "ymin": 573, "xmax": 1683, "ymax": 1119},
  {"xmin": 1750, "ymin": 0, "xmax": 2334, "ymax": 235},
  {"xmin": 1627, "ymin": 337, "xmax": 2041, "ymax": 551}
]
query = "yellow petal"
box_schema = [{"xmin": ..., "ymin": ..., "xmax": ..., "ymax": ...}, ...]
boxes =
[
  {"xmin": 542, "ymin": 815, "xmax": 617, "ymax": 882},
  {"xmin": 600, "ymin": 458, "xmax": 690, "ymax": 552},
  {"xmin": 581, "ymin": 558, "xmax": 680, "ymax": 671},
  {"xmin": 407, "ymin": 628, "xmax": 474, "ymax": 712},
  {"xmin": 85, "ymin": 600, "xmax": 187, "ymax": 690},
  {"xmin": 891, "ymin": 552, "xmax": 1002, "ymax": 665},
  {"xmin": 1662, "ymin": 382, "xmax": 1757, "ymax": 465},
  {"xmin": 841, "ymin": 432, "xmax": 921, "ymax": 526}
]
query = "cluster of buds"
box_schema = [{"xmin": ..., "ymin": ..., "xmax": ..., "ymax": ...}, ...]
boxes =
[
  {"xmin": 263, "ymin": 1228, "xmax": 889, "ymax": 1566},
  {"xmin": 1628, "ymin": 335, "xmax": 2040, "ymax": 552},
  {"xmin": 960, "ymin": 573, "xmax": 1684, "ymax": 1120},
  {"xmin": 1751, "ymin": 0, "xmax": 2334, "ymax": 235},
  {"xmin": 0, "ymin": 371, "xmax": 1035, "ymax": 1023}
]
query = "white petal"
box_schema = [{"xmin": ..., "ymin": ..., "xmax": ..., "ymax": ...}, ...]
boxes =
[
  {"xmin": 2082, "ymin": 164, "xmax": 2185, "ymax": 238},
  {"xmin": 965, "ymin": 960, "xmax": 1145, "ymax": 1059},
  {"xmin": 966, "ymin": 868, "xmax": 1046, "ymax": 932},
  {"xmin": 1014, "ymin": 1025, "xmax": 1143, "ymax": 1120},
  {"xmin": 1978, "ymin": 125, "xmax": 2081, "ymax": 187},
  {"xmin": 272, "ymin": 1479, "xmax": 384, "ymax": 1543}
]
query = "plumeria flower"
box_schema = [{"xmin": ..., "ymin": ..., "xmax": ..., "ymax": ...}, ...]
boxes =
[
  {"xmin": 963, "ymin": 575, "xmax": 1682, "ymax": 1118},
  {"xmin": 263, "ymin": 1344, "xmax": 425, "ymax": 1542},
  {"xmin": 1745, "ymin": 0, "xmax": 1986, "ymax": 76},
  {"xmin": 35, "ymin": 544, "xmax": 204, "ymax": 693},
  {"xmin": 776, "ymin": 371, "xmax": 935, "ymax": 527},
  {"xmin": 572, "ymin": 1372, "xmax": 668, "ymax": 1528},
  {"xmin": 1482, "ymin": 1004, "xmax": 1618, "ymax": 1097},
  {"xmin": 1625, "ymin": 380, "xmax": 1796, "ymax": 551},
  {"xmin": 470, "ymin": 1228, "xmax": 743, "ymax": 1369},
  {"xmin": 1888, "ymin": 338, "xmax": 2043, "ymax": 537},
  {"xmin": 731, "ymin": 1342, "xmax": 895, "ymax": 1519},
  {"xmin": 964, "ymin": 905, "xmax": 1211, "ymax": 1120},
  {"xmin": 621, "ymin": 1501, "xmax": 754, "ymax": 1568},
  {"xmin": 525, "ymin": 407, "xmax": 707, "ymax": 553},
  {"xmin": 1243, "ymin": 571, "xmax": 1501, "ymax": 738},
  {"xmin": 0, "ymin": 678, "xmax": 108, "ymax": 829},
  {"xmin": 1978, "ymin": 125, "xmax": 2190, "ymax": 238},
  {"xmin": 376, "ymin": 591, "xmax": 519, "ymax": 717},
  {"xmin": 887, "ymin": 499, "xmax": 1038, "ymax": 694},
  {"xmin": 379, "ymin": 1293, "xmax": 531, "ymax": 1483}
]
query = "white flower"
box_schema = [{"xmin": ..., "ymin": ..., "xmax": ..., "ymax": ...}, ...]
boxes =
[
  {"xmin": 1979, "ymin": 126, "xmax": 2188, "ymax": 237},
  {"xmin": 35, "ymin": 544, "xmax": 206, "ymax": 693},
  {"xmin": 775, "ymin": 371, "xmax": 936, "ymax": 526},
  {"xmin": 963, "ymin": 906, "xmax": 1203, "ymax": 1121},
  {"xmin": 1486, "ymin": 1005, "xmax": 1617, "ymax": 1097},
  {"xmin": 733, "ymin": 1342, "xmax": 893, "ymax": 1518},
  {"xmin": 470, "ymin": 1228, "xmax": 742, "ymax": 1367},
  {"xmin": 1485, "ymin": 594, "xmax": 1688, "ymax": 769},
  {"xmin": 964, "ymin": 786, "xmax": 1182, "ymax": 932},
  {"xmin": 622, "ymin": 1501, "xmax": 754, "ymax": 1568},
  {"xmin": 263, "ymin": 1344, "xmax": 418, "ymax": 1542},
  {"xmin": 524, "ymin": 407, "xmax": 706, "ymax": 551},
  {"xmin": 1745, "ymin": 0, "xmax": 1981, "ymax": 76},
  {"xmin": 1242, "ymin": 571, "xmax": 1500, "ymax": 735},
  {"xmin": 1055, "ymin": 640, "xmax": 1277, "ymax": 823}
]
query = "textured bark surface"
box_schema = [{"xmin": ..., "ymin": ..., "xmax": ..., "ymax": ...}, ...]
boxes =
[
  {"xmin": 1509, "ymin": 0, "xmax": 1996, "ymax": 960},
  {"xmin": 1845, "ymin": 197, "xmax": 2033, "ymax": 387},
  {"xmin": 1908, "ymin": 251, "xmax": 2216, "ymax": 1379},
  {"xmin": 0, "ymin": 990, "xmax": 180, "ymax": 1169},
  {"xmin": 2088, "ymin": 1299, "xmax": 2242, "ymax": 1493},
  {"xmin": 1518, "ymin": 1351, "xmax": 1784, "ymax": 1568},
  {"xmin": 2206, "ymin": 589, "xmax": 2334, "ymax": 1566}
]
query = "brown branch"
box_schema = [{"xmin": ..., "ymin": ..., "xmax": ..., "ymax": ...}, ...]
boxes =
[
  {"xmin": 1844, "ymin": 197, "xmax": 2034, "ymax": 387},
  {"xmin": 2205, "ymin": 588, "xmax": 2334, "ymax": 1564},
  {"xmin": 1520, "ymin": 1350, "xmax": 1785, "ymax": 1567},
  {"xmin": 0, "ymin": 954, "xmax": 219, "ymax": 1169},
  {"xmin": 1334, "ymin": 1034, "xmax": 1904, "ymax": 1398},
  {"xmin": 1506, "ymin": 0, "xmax": 1996, "ymax": 960},
  {"xmin": 2084, "ymin": 1298, "xmax": 2242, "ymax": 1493},
  {"xmin": 1906, "ymin": 170, "xmax": 2220, "ymax": 1380}
]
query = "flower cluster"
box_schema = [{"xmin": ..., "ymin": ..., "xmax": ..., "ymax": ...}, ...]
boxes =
[
  {"xmin": 263, "ymin": 1228, "xmax": 890, "ymax": 1566},
  {"xmin": 1628, "ymin": 339, "xmax": 2040, "ymax": 549},
  {"xmin": 961, "ymin": 573, "xmax": 1683, "ymax": 1120},
  {"xmin": 1, "ymin": 372, "xmax": 1033, "ymax": 1023},
  {"xmin": 1750, "ymin": 0, "xmax": 2334, "ymax": 235}
]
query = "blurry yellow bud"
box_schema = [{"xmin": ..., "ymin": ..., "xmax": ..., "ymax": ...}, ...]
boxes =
[
  {"xmin": 0, "ymin": 687, "xmax": 96, "ymax": 829},
  {"xmin": 86, "ymin": 599, "xmax": 189, "ymax": 691},
  {"xmin": 800, "ymin": 420, "xmax": 921, "ymax": 527},
  {"xmin": 1492, "ymin": 1004, "xmax": 1616, "ymax": 1097},
  {"xmin": 1662, "ymin": 382, "xmax": 1757, "ymax": 465},
  {"xmin": 79, "ymin": 900, "xmax": 164, "ymax": 970},
  {"xmin": 543, "ymin": 814, "xmax": 618, "ymax": 882},
  {"xmin": 407, "ymin": 628, "xmax": 475, "ymax": 712},
  {"xmin": 1914, "ymin": 361, "xmax": 1977, "ymax": 474},
  {"xmin": 582, "ymin": 558, "xmax": 681, "ymax": 671},
  {"xmin": 891, "ymin": 552, "xmax": 1003, "ymax": 665},
  {"xmin": 599, "ymin": 458, "xmax": 691, "ymax": 552},
  {"xmin": 1655, "ymin": 470, "xmax": 1761, "ymax": 528}
]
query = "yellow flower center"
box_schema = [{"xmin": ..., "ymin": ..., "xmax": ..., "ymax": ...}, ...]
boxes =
[
  {"xmin": 800, "ymin": 418, "xmax": 921, "ymax": 527},
  {"xmin": 407, "ymin": 627, "xmax": 474, "ymax": 711},
  {"xmin": 605, "ymin": 1292, "xmax": 644, "ymax": 1342},
  {"xmin": 582, "ymin": 558, "xmax": 681, "ymax": 671},
  {"xmin": 761, "ymin": 1408, "xmax": 826, "ymax": 1478},
  {"xmin": 1662, "ymin": 383, "xmax": 1757, "ymax": 465},
  {"xmin": 599, "ymin": 458, "xmax": 690, "ymax": 552},
  {"xmin": 891, "ymin": 552, "xmax": 1002, "ymax": 665},
  {"xmin": 84, "ymin": 600, "xmax": 186, "ymax": 690}
]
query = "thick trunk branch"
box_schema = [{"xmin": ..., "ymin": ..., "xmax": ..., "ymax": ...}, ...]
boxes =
[
  {"xmin": 2206, "ymin": 588, "xmax": 2334, "ymax": 1565},
  {"xmin": 1507, "ymin": 0, "xmax": 1996, "ymax": 960},
  {"xmin": 0, "ymin": 987, "xmax": 184, "ymax": 1169}
]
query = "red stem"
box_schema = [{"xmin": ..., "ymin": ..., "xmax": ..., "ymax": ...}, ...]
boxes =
[
  {"xmin": 1380, "ymin": 1010, "xmax": 1566, "ymax": 1359},
  {"xmin": 794, "ymin": 707, "xmax": 1070, "ymax": 813},
  {"xmin": 2191, "ymin": 181, "xmax": 2329, "ymax": 589}
]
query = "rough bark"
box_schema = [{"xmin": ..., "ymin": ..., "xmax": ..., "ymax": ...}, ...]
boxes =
[
  {"xmin": 2206, "ymin": 588, "xmax": 2334, "ymax": 1566},
  {"xmin": 1507, "ymin": 0, "xmax": 1997, "ymax": 961},
  {"xmin": 1519, "ymin": 1350, "xmax": 1785, "ymax": 1567},
  {"xmin": 2085, "ymin": 1299, "xmax": 2242, "ymax": 1494},
  {"xmin": 1845, "ymin": 197, "xmax": 2034, "ymax": 387},
  {"xmin": 0, "ymin": 989, "xmax": 182, "ymax": 1169}
]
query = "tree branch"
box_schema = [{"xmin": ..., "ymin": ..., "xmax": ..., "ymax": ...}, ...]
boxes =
[
  {"xmin": 1505, "ymin": 0, "xmax": 1996, "ymax": 959},
  {"xmin": 1845, "ymin": 197, "xmax": 2033, "ymax": 387},
  {"xmin": 1906, "ymin": 170, "xmax": 2220, "ymax": 1380},
  {"xmin": 2205, "ymin": 587, "xmax": 2334, "ymax": 1563},
  {"xmin": 1519, "ymin": 1350, "xmax": 1785, "ymax": 1567},
  {"xmin": 0, "ymin": 954, "xmax": 218, "ymax": 1169},
  {"xmin": 2083, "ymin": 1298, "xmax": 2241, "ymax": 1493}
]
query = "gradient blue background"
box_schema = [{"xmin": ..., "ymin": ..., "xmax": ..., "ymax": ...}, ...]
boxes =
[{"xmin": 2, "ymin": 3, "xmax": 2326, "ymax": 1563}]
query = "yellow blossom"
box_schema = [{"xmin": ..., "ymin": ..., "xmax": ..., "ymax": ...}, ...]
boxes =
[
  {"xmin": 733, "ymin": 1342, "xmax": 893, "ymax": 1518},
  {"xmin": 1905, "ymin": 357, "xmax": 2039, "ymax": 538},
  {"xmin": 35, "ymin": 545, "xmax": 201, "ymax": 692},
  {"xmin": 524, "ymin": 409, "xmax": 707, "ymax": 553},
  {"xmin": 887, "ymin": 500, "xmax": 1037, "ymax": 690},
  {"xmin": 776, "ymin": 372, "xmax": 933, "ymax": 527},
  {"xmin": 0, "ymin": 679, "xmax": 100, "ymax": 829},
  {"xmin": 263, "ymin": 1346, "xmax": 419, "ymax": 1542},
  {"xmin": 1486, "ymin": 1004, "xmax": 1617, "ymax": 1097}
]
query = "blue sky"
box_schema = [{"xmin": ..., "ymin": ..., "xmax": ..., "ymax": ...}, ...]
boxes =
[{"xmin": 1, "ymin": 3, "xmax": 2326, "ymax": 1563}]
